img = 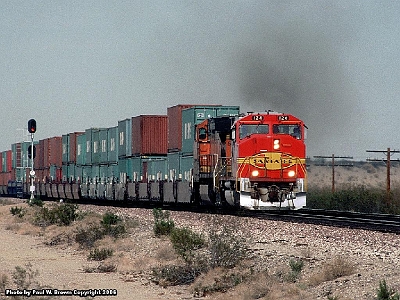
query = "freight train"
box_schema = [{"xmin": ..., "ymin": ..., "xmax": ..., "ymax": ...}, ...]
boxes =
[{"xmin": 0, "ymin": 104, "xmax": 307, "ymax": 210}]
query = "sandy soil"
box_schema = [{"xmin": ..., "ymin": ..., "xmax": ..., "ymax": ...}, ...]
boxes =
[{"xmin": 0, "ymin": 201, "xmax": 195, "ymax": 300}]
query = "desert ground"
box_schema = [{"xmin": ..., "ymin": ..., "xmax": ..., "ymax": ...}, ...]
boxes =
[{"xmin": 0, "ymin": 163, "xmax": 399, "ymax": 300}]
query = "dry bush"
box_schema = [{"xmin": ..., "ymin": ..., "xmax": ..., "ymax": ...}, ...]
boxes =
[
  {"xmin": 0, "ymin": 273, "xmax": 9, "ymax": 294},
  {"xmin": 308, "ymin": 256, "xmax": 356, "ymax": 286},
  {"xmin": 191, "ymin": 267, "xmax": 251, "ymax": 297}
]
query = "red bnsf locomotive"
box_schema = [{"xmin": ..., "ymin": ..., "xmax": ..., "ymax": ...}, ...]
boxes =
[{"xmin": 193, "ymin": 111, "xmax": 307, "ymax": 209}]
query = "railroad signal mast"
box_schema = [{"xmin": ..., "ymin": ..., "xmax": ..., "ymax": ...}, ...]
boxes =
[{"xmin": 27, "ymin": 119, "xmax": 37, "ymax": 201}]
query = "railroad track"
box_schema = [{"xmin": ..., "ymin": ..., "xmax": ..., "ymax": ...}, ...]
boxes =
[{"xmin": 239, "ymin": 208, "xmax": 400, "ymax": 234}]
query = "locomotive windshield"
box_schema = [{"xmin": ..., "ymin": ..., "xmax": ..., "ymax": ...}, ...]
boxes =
[
  {"xmin": 273, "ymin": 124, "xmax": 301, "ymax": 139},
  {"xmin": 239, "ymin": 124, "xmax": 269, "ymax": 139}
]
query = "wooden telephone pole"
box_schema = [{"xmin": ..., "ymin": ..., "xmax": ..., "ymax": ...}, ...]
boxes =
[
  {"xmin": 314, "ymin": 154, "xmax": 353, "ymax": 192},
  {"xmin": 366, "ymin": 148, "xmax": 400, "ymax": 197}
]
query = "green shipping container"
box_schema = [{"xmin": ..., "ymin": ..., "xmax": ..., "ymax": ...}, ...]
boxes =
[
  {"xmin": 118, "ymin": 157, "xmax": 132, "ymax": 183},
  {"xmin": 76, "ymin": 133, "xmax": 86, "ymax": 166},
  {"xmin": 131, "ymin": 156, "xmax": 167, "ymax": 182},
  {"xmin": 62, "ymin": 135, "xmax": 69, "ymax": 164},
  {"xmin": 167, "ymin": 152, "xmax": 181, "ymax": 180},
  {"xmin": 108, "ymin": 127, "xmax": 118, "ymax": 163},
  {"xmin": 180, "ymin": 155, "xmax": 194, "ymax": 181},
  {"xmin": 181, "ymin": 106, "xmax": 239, "ymax": 155}
]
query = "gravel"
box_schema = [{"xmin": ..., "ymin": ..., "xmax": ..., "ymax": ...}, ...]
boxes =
[{"xmin": 81, "ymin": 204, "xmax": 400, "ymax": 299}]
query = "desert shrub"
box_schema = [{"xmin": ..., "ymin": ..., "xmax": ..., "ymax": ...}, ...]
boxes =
[
  {"xmin": 88, "ymin": 248, "xmax": 114, "ymax": 261},
  {"xmin": 207, "ymin": 226, "xmax": 248, "ymax": 269},
  {"xmin": 169, "ymin": 227, "xmax": 205, "ymax": 263},
  {"xmin": 10, "ymin": 206, "xmax": 25, "ymax": 218},
  {"xmin": 12, "ymin": 264, "xmax": 39, "ymax": 290},
  {"xmin": 28, "ymin": 198, "xmax": 43, "ymax": 207},
  {"xmin": 322, "ymin": 256, "xmax": 355, "ymax": 282},
  {"xmin": 34, "ymin": 203, "xmax": 79, "ymax": 226},
  {"xmin": 101, "ymin": 212, "xmax": 126, "ymax": 238},
  {"xmin": 56, "ymin": 203, "xmax": 79, "ymax": 225},
  {"xmin": 152, "ymin": 265, "xmax": 202, "ymax": 287},
  {"xmin": 377, "ymin": 279, "xmax": 400, "ymax": 300},
  {"xmin": 75, "ymin": 212, "xmax": 128, "ymax": 248},
  {"xmin": 101, "ymin": 212, "xmax": 121, "ymax": 226},
  {"xmin": 153, "ymin": 208, "xmax": 175, "ymax": 236},
  {"xmin": 0, "ymin": 273, "xmax": 8, "ymax": 293},
  {"xmin": 192, "ymin": 270, "xmax": 247, "ymax": 297},
  {"xmin": 75, "ymin": 225, "xmax": 105, "ymax": 248},
  {"xmin": 286, "ymin": 258, "xmax": 304, "ymax": 282}
]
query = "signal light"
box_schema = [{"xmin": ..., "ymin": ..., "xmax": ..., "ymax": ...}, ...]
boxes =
[{"xmin": 28, "ymin": 119, "xmax": 37, "ymax": 133}]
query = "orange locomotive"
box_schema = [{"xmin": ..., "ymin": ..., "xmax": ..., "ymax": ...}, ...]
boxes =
[{"xmin": 193, "ymin": 111, "xmax": 307, "ymax": 209}]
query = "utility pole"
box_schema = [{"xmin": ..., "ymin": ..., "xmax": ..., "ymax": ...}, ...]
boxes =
[
  {"xmin": 314, "ymin": 154, "xmax": 353, "ymax": 192},
  {"xmin": 366, "ymin": 148, "xmax": 400, "ymax": 203}
]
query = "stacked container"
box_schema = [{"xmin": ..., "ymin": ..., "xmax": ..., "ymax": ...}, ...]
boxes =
[
  {"xmin": 181, "ymin": 106, "xmax": 239, "ymax": 155},
  {"xmin": 118, "ymin": 118, "xmax": 132, "ymax": 158},
  {"xmin": 131, "ymin": 115, "xmax": 168, "ymax": 156},
  {"xmin": 167, "ymin": 104, "xmax": 197, "ymax": 152},
  {"xmin": 62, "ymin": 132, "xmax": 83, "ymax": 182}
]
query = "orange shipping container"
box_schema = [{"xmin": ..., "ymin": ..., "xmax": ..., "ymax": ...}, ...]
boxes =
[{"xmin": 131, "ymin": 115, "xmax": 168, "ymax": 156}]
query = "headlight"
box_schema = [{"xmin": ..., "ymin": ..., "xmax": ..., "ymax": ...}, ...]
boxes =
[
  {"xmin": 273, "ymin": 139, "xmax": 280, "ymax": 150},
  {"xmin": 251, "ymin": 170, "xmax": 259, "ymax": 177},
  {"xmin": 288, "ymin": 170, "xmax": 296, "ymax": 177}
]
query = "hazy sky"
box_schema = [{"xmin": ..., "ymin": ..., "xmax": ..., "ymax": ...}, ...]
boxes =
[{"xmin": 1, "ymin": 1, "xmax": 399, "ymax": 160}]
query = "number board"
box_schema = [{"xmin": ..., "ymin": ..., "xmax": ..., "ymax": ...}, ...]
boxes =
[
  {"xmin": 278, "ymin": 115, "xmax": 289, "ymax": 121},
  {"xmin": 251, "ymin": 115, "xmax": 264, "ymax": 121}
]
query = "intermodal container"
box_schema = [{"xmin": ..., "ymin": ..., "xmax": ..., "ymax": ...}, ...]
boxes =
[
  {"xmin": 131, "ymin": 156, "xmax": 167, "ymax": 182},
  {"xmin": 6, "ymin": 150, "xmax": 12, "ymax": 172},
  {"xmin": 118, "ymin": 118, "xmax": 132, "ymax": 158},
  {"xmin": 108, "ymin": 126, "xmax": 118, "ymax": 163},
  {"xmin": 132, "ymin": 115, "xmax": 168, "ymax": 156},
  {"xmin": 118, "ymin": 157, "xmax": 132, "ymax": 183},
  {"xmin": 99, "ymin": 165, "xmax": 108, "ymax": 181},
  {"xmin": 84, "ymin": 128, "xmax": 94, "ymax": 165},
  {"xmin": 62, "ymin": 132, "xmax": 83, "ymax": 164},
  {"xmin": 42, "ymin": 137, "xmax": 62, "ymax": 167},
  {"xmin": 12, "ymin": 141, "xmax": 38, "ymax": 169},
  {"xmin": 81, "ymin": 165, "xmax": 92, "ymax": 182},
  {"xmin": 99, "ymin": 128, "xmax": 108, "ymax": 164},
  {"xmin": 180, "ymin": 155, "xmax": 194, "ymax": 181},
  {"xmin": 167, "ymin": 152, "xmax": 181, "ymax": 180},
  {"xmin": 108, "ymin": 164, "xmax": 118, "ymax": 180},
  {"xmin": 76, "ymin": 133, "xmax": 86, "ymax": 166},
  {"xmin": 91, "ymin": 128, "xmax": 101, "ymax": 165},
  {"xmin": 62, "ymin": 163, "xmax": 77, "ymax": 182},
  {"xmin": 11, "ymin": 143, "xmax": 21, "ymax": 169},
  {"xmin": 1, "ymin": 151, "xmax": 5, "ymax": 172},
  {"xmin": 181, "ymin": 106, "xmax": 240, "ymax": 155},
  {"xmin": 167, "ymin": 104, "xmax": 197, "ymax": 152}
]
